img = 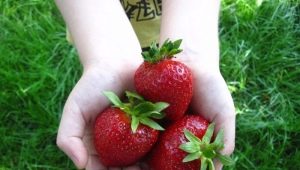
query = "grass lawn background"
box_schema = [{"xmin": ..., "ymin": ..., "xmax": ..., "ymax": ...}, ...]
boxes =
[{"xmin": 0, "ymin": 0, "xmax": 299, "ymax": 169}]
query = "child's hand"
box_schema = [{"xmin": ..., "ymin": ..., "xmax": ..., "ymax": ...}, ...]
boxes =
[
  {"xmin": 192, "ymin": 72, "xmax": 235, "ymax": 169},
  {"xmin": 178, "ymin": 54, "xmax": 236, "ymax": 170},
  {"xmin": 56, "ymin": 62, "xmax": 142, "ymax": 170},
  {"xmin": 159, "ymin": 1, "xmax": 236, "ymax": 168}
]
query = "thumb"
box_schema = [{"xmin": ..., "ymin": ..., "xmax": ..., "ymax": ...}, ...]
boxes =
[
  {"xmin": 214, "ymin": 113, "xmax": 236, "ymax": 170},
  {"xmin": 57, "ymin": 98, "xmax": 88, "ymax": 169}
]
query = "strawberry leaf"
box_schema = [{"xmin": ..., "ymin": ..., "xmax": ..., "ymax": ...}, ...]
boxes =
[
  {"xmin": 184, "ymin": 129, "xmax": 201, "ymax": 144},
  {"xmin": 208, "ymin": 159, "xmax": 215, "ymax": 170},
  {"xmin": 202, "ymin": 148, "xmax": 216, "ymax": 159},
  {"xmin": 140, "ymin": 117, "xmax": 164, "ymax": 131},
  {"xmin": 149, "ymin": 112, "xmax": 165, "ymax": 119},
  {"xmin": 217, "ymin": 154, "xmax": 235, "ymax": 166},
  {"xmin": 131, "ymin": 116, "xmax": 139, "ymax": 133},
  {"xmin": 142, "ymin": 111, "xmax": 165, "ymax": 119},
  {"xmin": 142, "ymin": 39, "xmax": 183, "ymax": 63},
  {"xmin": 154, "ymin": 102, "xmax": 169, "ymax": 112},
  {"xmin": 182, "ymin": 152, "xmax": 201, "ymax": 163},
  {"xmin": 103, "ymin": 91, "xmax": 124, "ymax": 108},
  {"xmin": 104, "ymin": 91, "xmax": 166, "ymax": 132},
  {"xmin": 200, "ymin": 157, "xmax": 208, "ymax": 170},
  {"xmin": 173, "ymin": 39, "xmax": 182, "ymax": 49},
  {"xmin": 179, "ymin": 123, "xmax": 231, "ymax": 170},
  {"xmin": 169, "ymin": 49, "xmax": 182, "ymax": 56},
  {"xmin": 211, "ymin": 129, "xmax": 225, "ymax": 150},
  {"xmin": 159, "ymin": 46, "xmax": 167, "ymax": 56},
  {"xmin": 202, "ymin": 123, "xmax": 215, "ymax": 144},
  {"xmin": 142, "ymin": 51, "xmax": 150, "ymax": 61},
  {"xmin": 133, "ymin": 102, "xmax": 156, "ymax": 114},
  {"xmin": 179, "ymin": 142, "xmax": 198, "ymax": 153},
  {"xmin": 125, "ymin": 91, "xmax": 144, "ymax": 102}
]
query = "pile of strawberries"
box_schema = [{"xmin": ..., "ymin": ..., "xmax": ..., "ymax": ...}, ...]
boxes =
[{"xmin": 93, "ymin": 40, "xmax": 233, "ymax": 170}]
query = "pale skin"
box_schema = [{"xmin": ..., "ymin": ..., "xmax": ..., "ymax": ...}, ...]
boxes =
[{"xmin": 55, "ymin": 0, "xmax": 235, "ymax": 170}]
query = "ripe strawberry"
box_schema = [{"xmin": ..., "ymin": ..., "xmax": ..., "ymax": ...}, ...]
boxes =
[
  {"xmin": 148, "ymin": 115, "xmax": 234, "ymax": 170},
  {"xmin": 134, "ymin": 39, "xmax": 193, "ymax": 122},
  {"xmin": 94, "ymin": 91, "xmax": 169, "ymax": 167}
]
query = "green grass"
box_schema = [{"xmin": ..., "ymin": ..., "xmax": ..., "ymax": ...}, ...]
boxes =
[{"xmin": 0, "ymin": 0, "xmax": 299, "ymax": 169}]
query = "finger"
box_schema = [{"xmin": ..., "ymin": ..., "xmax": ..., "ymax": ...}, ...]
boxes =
[
  {"xmin": 123, "ymin": 165, "xmax": 141, "ymax": 170},
  {"xmin": 57, "ymin": 98, "xmax": 88, "ymax": 169},
  {"xmin": 138, "ymin": 162, "xmax": 150, "ymax": 170},
  {"xmin": 214, "ymin": 113, "xmax": 236, "ymax": 155},
  {"xmin": 214, "ymin": 159, "xmax": 223, "ymax": 170},
  {"xmin": 82, "ymin": 127, "xmax": 98, "ymax": 155},
  {"xmin": 108, "ymin": 167, "xmax": 122, "ymax": 170},
  {"xmin": 86, "ymin": 154, "xmax": 107, "ymax": 170},
  {"xmin": 213, "ymin": 112, "xmax": 235, "ymax": 170}
]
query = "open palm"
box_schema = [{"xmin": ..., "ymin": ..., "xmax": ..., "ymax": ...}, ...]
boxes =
[{"xmin": 56, "ymin": 64, "xmax": 141, "ymax": 170}]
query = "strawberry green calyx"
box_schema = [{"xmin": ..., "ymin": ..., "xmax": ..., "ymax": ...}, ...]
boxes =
[
  {"xmin": 179, "ymin": 123, "xmax": 235, "ymax": 170},
  {"xmin": 142, "ymin": 39, "xmax": 183, "ymax": 64},
  {"xmin": 103, "ymin": 91, "xmax": 169, "ymax": 133}
]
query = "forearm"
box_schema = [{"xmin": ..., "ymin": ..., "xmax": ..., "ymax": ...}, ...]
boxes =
[
  {"xmin": 55, "ymin": 0, "xmax": 142, "ymax": 69},
  {"xmin": 160, "ymin": 0, "xmax": 220, "ymax": 72}
]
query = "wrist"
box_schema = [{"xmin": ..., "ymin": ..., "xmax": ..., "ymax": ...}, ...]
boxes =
[
  {"xmin": 80, "ymin": 61, "xmax": 136, "ymax": 94},
  {"xmin": 176, "ymin": 50, "xmax": 220, "ymax": 77},
  {"xmin": 83, "ymin": 58, "xmax": 139, "ymax": 73},
  {"xmin": 81, "ymin": 51, "xmax": 142, "ymax": 72},
  {"xmin": 82, "ymin": 56, "xmax": 141, "ymax": 87}
]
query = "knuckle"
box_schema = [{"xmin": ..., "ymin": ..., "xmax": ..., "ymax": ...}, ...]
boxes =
[
  {"xmin": 224, "ymin": 142, "xmax": 235, "ymax": 155},
  {"xmin": 56, "ymin": 136, "xmax": 67, "ymax": 150}
]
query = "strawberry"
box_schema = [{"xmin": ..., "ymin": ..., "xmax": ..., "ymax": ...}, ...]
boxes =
[
  {"xmin": 94, "ymin": 91, "xmax": 169, "ymax": 167},
  {"xmin": 148, "ymin": 115, "xmax": 234, "ymax": 170},
  {"xmin": 134, "ymin": 39, "xmax": 193, "ymax": 122}
]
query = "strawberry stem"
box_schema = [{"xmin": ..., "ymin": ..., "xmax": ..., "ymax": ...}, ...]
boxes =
[
  {"xmin": 179, "ymin": 123, "xmax": 235, "ymax": 170},
  {"xmin": 142, "ymin": 39, "xmax": 183, "ymax": 64},
  {"xmin": 103, "ymin": 91, "xmax": 169, "ymax": 133}
]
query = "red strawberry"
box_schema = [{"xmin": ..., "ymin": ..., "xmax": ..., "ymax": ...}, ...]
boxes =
[
  {"xmin": 134, "ymin": 39, "xmax": 193, "ymax": 122},
  {"xmin": 94, "ymin": 91, "xmax": 169, "ymax": 167},
  {"xmin": 148, "ymin": 115, "xmax": 234, "ymax": 170}
]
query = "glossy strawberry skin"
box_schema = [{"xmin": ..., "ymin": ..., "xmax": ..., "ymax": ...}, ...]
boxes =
[
  {"xmin": 134, "ymin": 59, "xmax": 193, "ymax": 122},
  {"xmin": 148, "ymin": 115, "xmax": 209, "ymax": 170},
  {"xmin": 94, "ymin": 107, "xmax": 159, "ymax": 166}
]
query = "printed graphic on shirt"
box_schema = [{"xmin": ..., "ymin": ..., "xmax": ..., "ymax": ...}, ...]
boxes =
[
  {"xmin": 120, "ymin": 0, "xmax": 162, "ymax": 21},
  {"xmin": 120, "ymin": 0, "xmax": 162, "ymax": 48},
  {"xmin": 66, "ymin": 0, "xmax": 162, "ymax": 48}
]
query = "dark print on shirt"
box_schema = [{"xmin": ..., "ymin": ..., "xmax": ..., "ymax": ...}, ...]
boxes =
[{"xmin": 120, "ymin": 0, "xmax": 162, "ymax": 21}]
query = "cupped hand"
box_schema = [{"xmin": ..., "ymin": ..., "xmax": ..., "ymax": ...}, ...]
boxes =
[
  {"xmin": 192, "ymin": 71, "xmax": 236, "ymax": 170},
  {"xmin": 56, "ymin": 61, "xmax": 142, "ymax": 170},
  {"xmin": 177, "ymin": 53, "xmax": 236, "ymax": 170}
]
